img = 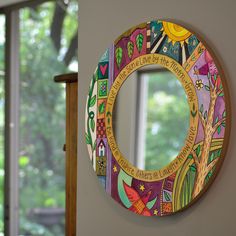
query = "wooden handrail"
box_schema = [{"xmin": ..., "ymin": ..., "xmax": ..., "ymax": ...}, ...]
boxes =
[{"xmin": 54, "ymin": 72, "xmax": 78, "ymax": 83}]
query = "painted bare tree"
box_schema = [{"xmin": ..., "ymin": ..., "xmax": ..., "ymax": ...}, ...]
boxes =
[{"xmin": 191, "ymin": 60, "xmax": 226, "ymax": 199}]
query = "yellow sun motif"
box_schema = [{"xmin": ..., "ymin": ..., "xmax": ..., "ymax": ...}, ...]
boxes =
[
  {"xmin": 162, "ymin": 22, "xmax": 191, "ymax": 46},
  {"xmin": 113, "ymin": 165, "xmax": 118, "ymax": 173},
  {"xmin": 139, "ymin": 184, "xmax": 145, "ymax": 192}
]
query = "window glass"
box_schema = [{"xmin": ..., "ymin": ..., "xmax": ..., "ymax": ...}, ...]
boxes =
[
  {"xmin": 141, "ymin": 70, "xmax": 189, "ymax": 170},
  {"xmin": 0, "ymin": 15, "xmax": 5, "ymax": 236},
  {"xmin": 19, "ymin": 1, "xmax": 77, "ymax": 235}
]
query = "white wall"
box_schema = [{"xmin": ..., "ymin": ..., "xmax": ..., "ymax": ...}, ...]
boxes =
[
  {"xmin": 77, "ymin": 0, "xmax": 236, "ymax": 235},
  {"xmin": 0, "ymin": 0, "xmax": 26, "ymax": 7}
]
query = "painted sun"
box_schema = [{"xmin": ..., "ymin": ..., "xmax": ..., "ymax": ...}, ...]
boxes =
[
  {"xmin": 149, "ymin": 21, "xmax": 198, "ymax": 65},
  {"xmin": 162, "ymin": 22, "xmax": 192, "ymax": 46}
]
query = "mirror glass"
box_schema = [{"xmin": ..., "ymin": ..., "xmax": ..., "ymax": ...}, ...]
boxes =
[{"xmin": 113, "ymin": 64, "xmax": 190, "ymax": 171}]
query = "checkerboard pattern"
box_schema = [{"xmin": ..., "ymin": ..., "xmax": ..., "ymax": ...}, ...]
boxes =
[
  {"xmin": 97, "ymin": 118, "xmax": 106, "ymax": 138},
  {"xmin": 98, "ymin": 80, "xmax": 108, "ymax": 98}
]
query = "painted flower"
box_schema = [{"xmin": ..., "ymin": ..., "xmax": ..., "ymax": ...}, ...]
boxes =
[
  {"xmin": 163, "ymin": 46, "xmax": 168, "ymax": 53},
  {"xmin": 195, "ymin": 79, "xmax": 204, "ymax": 90}
]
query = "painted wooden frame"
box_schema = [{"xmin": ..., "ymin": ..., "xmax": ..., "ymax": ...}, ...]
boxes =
[{"xmin": 85, "ymin": 20, "xmax": 230, "ymax": 216}]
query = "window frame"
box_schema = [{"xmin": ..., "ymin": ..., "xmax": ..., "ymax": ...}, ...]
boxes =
[
  {"xmin": 0, "ymin": 1, "xmax": 66, "ymax": 235},
  {"xmin": 4, "ymin": 9, "xmax": 20, "ymax": 236}
]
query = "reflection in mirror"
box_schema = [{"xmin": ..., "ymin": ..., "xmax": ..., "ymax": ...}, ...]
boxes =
[{"xmin": 113, "ymin": 65, "xmax": 190, "ymax": 171}]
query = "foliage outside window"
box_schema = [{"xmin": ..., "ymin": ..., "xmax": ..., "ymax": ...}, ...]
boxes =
[{"xmin": 17, "ymin": 1, "xmax": 77, "ymax": 235}]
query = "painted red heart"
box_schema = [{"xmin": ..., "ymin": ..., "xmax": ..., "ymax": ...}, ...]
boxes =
[{"xmin": 100, "ymin": 64, "xmax": 108, "ymax": 76}]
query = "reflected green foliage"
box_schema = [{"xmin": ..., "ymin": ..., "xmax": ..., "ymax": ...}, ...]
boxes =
[{"xmin": 145, "ymin": 71, "xmax": 189, "ymax": 170}]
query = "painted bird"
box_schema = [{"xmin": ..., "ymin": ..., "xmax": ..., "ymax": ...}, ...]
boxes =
[{"xmin": 123, "ymin": 181, "xmax": 152, "ymax": 216}]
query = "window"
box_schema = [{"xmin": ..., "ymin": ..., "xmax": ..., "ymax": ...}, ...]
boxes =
[
  {"xmin": 0, "ymin": 15, "xmax": 5, "ymax": 236},
  {"xmin": 0, "ymin": 1, "xmax": 78, "ymax": 235}
]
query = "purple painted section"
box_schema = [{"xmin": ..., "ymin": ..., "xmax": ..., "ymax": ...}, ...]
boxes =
[
  {"xmin": 110, "ymin": 157, "xmax": 122, "ymax": 204},
  {"xmin": 188, "ymin": 50, "xmax": 211, "ymax": 114},
  {"xmin": 106, "ymin": 146, "xmax": 112, "ymax": 194},
  {"xmin": 110, "ymin": 155, "xmax": 164, "ymax": 215},
  {"xmin": 109, "ymin": 44, "xmax": 115, "ymax": 88},
  {"xmin": 213, "ymin": 96, "xmax": 225, "ymax": 139},
  {"xmin": 195, "ymin": 120, "xmax": 204, "ymax": 143},
  {"xmin": 105, "ymin": 45, "xmax": 115, "ymax": 194},
  {"xmin": 188, "ymin": 49, "xmax": 226, "ymax": 143},
  {"xmin": 114, "ymin": 27, "xmax": 147, "ymax": 78},
  {"xmin": 132, "ymin": 178, "xmax": 163, "ymax": 214}
]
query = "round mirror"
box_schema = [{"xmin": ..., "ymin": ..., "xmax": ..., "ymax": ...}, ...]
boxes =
[
  {"xmin": 114, "ymin": 65, "xmax": 190, "ymax": 171},
  {"xmin": 85, "ymin": 20, "xmax": 230, "ymax": 217}
]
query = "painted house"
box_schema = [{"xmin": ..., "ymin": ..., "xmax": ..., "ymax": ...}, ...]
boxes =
[{"xmin": 98, "ymin": 139, "xmax": 106, "ymax": 157}]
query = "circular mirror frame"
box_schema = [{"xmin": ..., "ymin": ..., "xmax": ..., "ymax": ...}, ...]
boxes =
[{"xmin": 85, "ymin": 20, "xmax": 230, "ymax": 216}]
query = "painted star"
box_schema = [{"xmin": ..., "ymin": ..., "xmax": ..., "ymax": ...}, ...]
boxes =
[
  {"xmin": 113, "ymin": 165, "xmax": 118, "ymax": 173},
  {"xmin": 139, "ymin": 184, "xmax": 145, "ymax": 192},
  {"xmin": 153, "ymin": 209, "xmax": 158, "ymax": 215}
]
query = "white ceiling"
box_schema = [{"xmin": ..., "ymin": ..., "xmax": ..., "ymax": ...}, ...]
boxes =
[{"xmin": 0, "ymin": 0, "xmax": 26, "ymax": 7}]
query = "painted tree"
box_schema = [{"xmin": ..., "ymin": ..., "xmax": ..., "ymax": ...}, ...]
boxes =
[{"xmin": 191, "ymin": 58, "xmax": 226, "ymax": 199}]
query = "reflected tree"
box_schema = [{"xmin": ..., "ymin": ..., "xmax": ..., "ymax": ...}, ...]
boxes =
[{"xmin": 145, "ymin": 71, "xmax": 189, "ymax": 170}]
